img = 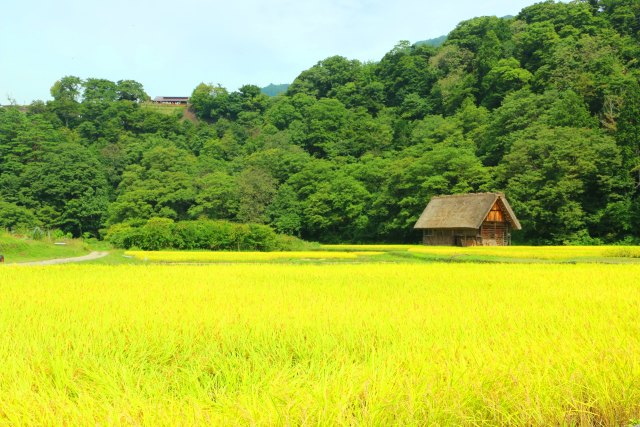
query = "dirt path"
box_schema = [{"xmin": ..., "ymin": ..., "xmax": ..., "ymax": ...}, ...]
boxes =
[{"xmin": 12, "ymin": 251, "xmax": 109, "ymax": 266}]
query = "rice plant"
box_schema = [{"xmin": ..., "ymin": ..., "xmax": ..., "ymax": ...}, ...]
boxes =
[{"xmin": 0, "ymin": 262, "xmax": 639, "ymax": 425}]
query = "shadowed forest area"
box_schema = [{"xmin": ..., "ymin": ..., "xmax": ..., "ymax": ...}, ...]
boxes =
[{"xmin": 1, "ymin": 0, "xmax": 640, "ymax": 245}]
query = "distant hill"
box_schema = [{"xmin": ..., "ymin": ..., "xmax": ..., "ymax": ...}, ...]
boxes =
[
  {"xmin": 261, "ymin": 83, "xmax": 290, "ymax": 97},
  {"xmin": 415, "ymin": 35, "xmax": 447, "ymax": 48}
]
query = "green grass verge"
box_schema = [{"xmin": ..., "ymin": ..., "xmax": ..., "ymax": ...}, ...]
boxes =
[
  {"xmin": 0, "ymin": 233, "xmax": 90, "ymax": 263},
  {"xmin": 82, "ymin": 250, "xmax": 144, "ymax": 265},
  {"xmin": 140, "ymin": 102, "xmax": 185, "ymax": 117}
]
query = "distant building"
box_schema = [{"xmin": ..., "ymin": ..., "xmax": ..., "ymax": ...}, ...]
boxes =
[
  {"xmin": 153, "ymin": 96, "xmax": 189, "ymax": 104},
  {"xmin": 413, "ymin": 192, "xmax": 521, "ymax": 246}
]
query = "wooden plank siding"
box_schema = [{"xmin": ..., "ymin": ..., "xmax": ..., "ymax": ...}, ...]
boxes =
[
  {"xmin": 480, "ymin": 221, "xmax": 511, "ymax": 246},
  {"xmin": 486, "ymin": 202, "xmax": 504, "ymax": 222},
  {"xmin": 422, "ymin": 229, "xmax": 480, "ymax": 246}
]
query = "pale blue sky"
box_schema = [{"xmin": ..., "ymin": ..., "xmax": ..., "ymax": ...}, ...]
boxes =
[{"xmin": 1, "ymin": 0, "xmax": 559, "ymax": 104}]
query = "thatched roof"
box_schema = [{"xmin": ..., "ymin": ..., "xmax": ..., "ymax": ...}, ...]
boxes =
[{"xmin": 413, "ymin": 193, "xmax": 522, "ymax": 230}]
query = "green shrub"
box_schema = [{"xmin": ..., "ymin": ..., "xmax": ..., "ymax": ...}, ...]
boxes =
[
  {"xmin": 208, "ymin": 221, "xmax": 238, "ymax": 250},
  {"xmin": 274, "ymin": 234, "xmax": 319, "ymax": 251},
  {"xmin": 106, "ymin": 218, "xmax": 309, "ymax": 251},
  {"xmin": 243, "ymin": 223, "xmax": 280, "ymax": 251},
  {"xmin": 105, "ymin": 223, "xmax": 144, "ymax": 249},
  {"xmin": 141, "ymin": 218, "xmax": 176, "ymax": 250},
  {"xmin": 174, "ymin": 221, "xmax": 207, "ymax": 250},
  {"xmin": 563, "ymin": 230, "xmax": 603, "ymax": 246}
]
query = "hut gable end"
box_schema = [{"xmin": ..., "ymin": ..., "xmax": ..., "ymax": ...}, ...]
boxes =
[{"xmin": 486, "ymin": 201, "xmax": 504, "ymax": 222}]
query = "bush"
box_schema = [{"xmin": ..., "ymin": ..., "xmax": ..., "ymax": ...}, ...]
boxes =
[
  {"xmin": 174, "ymin": 221, "xmax": 208, "ymax": 250},
  {"xmin": 105, "ymin": 223, "xmax": 141, "ymax": 248},
  {"xmin": 563, "ymin": 230, "xmax": 603, "ymax": 246},
  {"xmin": 242, "ymin": 223, "xmax": 280, "ymax": 251},
  {"xmin": 105, "ymin": 219, "xmax": 306, "ymax": 251},
  {"xmin": 208, "ymin": 221, "xmax": 238, "ymax": 250},
  {"xmin": 141, "ymin": 218, "xmax": 176, "ymax": 250},
  {"xmin": 274, "ymin": 234, "xmax": 319, "ymax": 251}
]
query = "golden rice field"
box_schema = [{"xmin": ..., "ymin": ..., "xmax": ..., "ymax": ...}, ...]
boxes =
[
  {"xmin": 321, "ymin": 244, "xmax": 418, "ymax": 252},
  {"xmin": 408, "ymin": 245, "xmax": 640, "ymax": 260},
  {"xmin": 125, "ymin": 250, "xmax": 383, "ymax": 262},
  {"xmin": 1, "ymin": 261, "xmax": 640, "ymax": 425},
  {"xmin": 125, "ymin": 245, "xmax": 640, "ymax": 265},
  {"xmin": 321, "ymin": 244, "xmax": 640, "ymax": 261}
]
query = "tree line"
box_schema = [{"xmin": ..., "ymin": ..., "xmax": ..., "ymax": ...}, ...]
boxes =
[{"xmin": 1, "ymin": 0, "xmax": 639, "ymax": 244}]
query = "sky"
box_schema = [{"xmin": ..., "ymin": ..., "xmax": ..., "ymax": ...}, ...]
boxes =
[{"xmin": 1, "ymin": 0, "xmax": 561, "ymax": 104}]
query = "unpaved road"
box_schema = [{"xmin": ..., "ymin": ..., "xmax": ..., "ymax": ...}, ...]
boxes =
[{"xmin": 12, "ymin": 251, "xmax": 109, "ymax": 266}]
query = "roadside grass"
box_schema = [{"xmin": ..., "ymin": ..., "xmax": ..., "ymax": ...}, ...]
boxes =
[{"xmin": 0, "ymin": 232, "xmax": 90, "ymax": 263}]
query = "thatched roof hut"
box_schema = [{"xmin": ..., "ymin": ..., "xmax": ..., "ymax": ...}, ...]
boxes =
[{"xmin": 414, "ymin": 193, "xmax": 521, "ymax": 246}]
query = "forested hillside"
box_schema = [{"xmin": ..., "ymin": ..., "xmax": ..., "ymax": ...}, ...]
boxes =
[
  {"xmin": 415, "ymin": 35, "xmax": 448, "ymax": 47},
  {"xmin": 261, "ymin": 84, "xmax": 290, "ymax": 97},
  {"xmin": 1, "ymin": 0, "xmax": 639, "ymax": 244}
]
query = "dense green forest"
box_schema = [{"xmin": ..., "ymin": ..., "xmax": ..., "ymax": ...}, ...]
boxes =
[{"xmin": 1, "ymin": 0, "xmax": 640, "ymax": 245}]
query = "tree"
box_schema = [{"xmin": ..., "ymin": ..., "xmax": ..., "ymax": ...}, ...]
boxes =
[
  {"xmin": 616, "ymin": 84, "xmax": 640, "ymax": 189},
  {"xmin": 116, "ymin": 80, "xmax": 149, "ymax": 102},
  {"xmin": 108, "ymin": 145, "xmax": 197, "ymax": 224},
  {"xmin": 376, "ymin": 42, "xmax": 438, "ymax": 108},
  {"xmin": 481, "ymin": 58, "xmax": 533, "ymax": 108},
  {"xmin": 244, "ymin": 145, "xmax": 310, "ymax": 183},
  {"xmin": 298, "ymin": 98, "xmax": 349, "ymax": 158},
  {"xmin": 189, "ymin": 84, "xmax": 231, "ymax": 121},
  {"xmin": 267, "ymin": 184, "xmax": 303, "ymax": 236},
  {"xmin": 21, "ymin": 142, "xmax": 109, "ymax": 236},
  {"xmin": 0, "ymin": 200, "xmax": 40, "ymax": 231},
  {"xmin": 188, "ymin": 172, "xmax": 239, "ymax": 220},
  {"xmin": 479, "ymin": 89, "xmax": 595, "ymax": 165},
  {"xmin": 544, "ymin": 33, "xmax": 631, "ymax": 115},
  {"xmin": 83, "ymin": 78, "xmax": 118, "ymax": 104},
  {"xmin": 302, "ymin": 173, "xmax": 371, "ymax": 242},
  {"xmin": 498, "ymin": 126, "xmax": 622, "ymax": 242},
  {"xmin": 236, "ymin": 167, "xmax": 277, "ymax": 223},
  {"xmin": 189, "ymin": 83, "xmax": 216, "ymax": 120},
  {"xmin": 288, "ymin": 55, "xmax": 362, "ymax": 99},
  {"xmin": 513, "ymin": 21, "xmax": 560, "ymax": 72},
  {"xmin": 49, "ymin": 76, "xmax": 83, "ymax": 127}
]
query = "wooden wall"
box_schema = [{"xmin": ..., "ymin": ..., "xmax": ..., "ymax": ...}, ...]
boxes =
[
  {"xmin": 422, "ymin": 229, "xmax": 480, "ymax": 246},
  {"xmin": 480, "ymin": 221, "xmax": 510, "ymax": 246},
  {"xmin": 422, "ymin": 223, "xmax": 512, "ymax": 246}
]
